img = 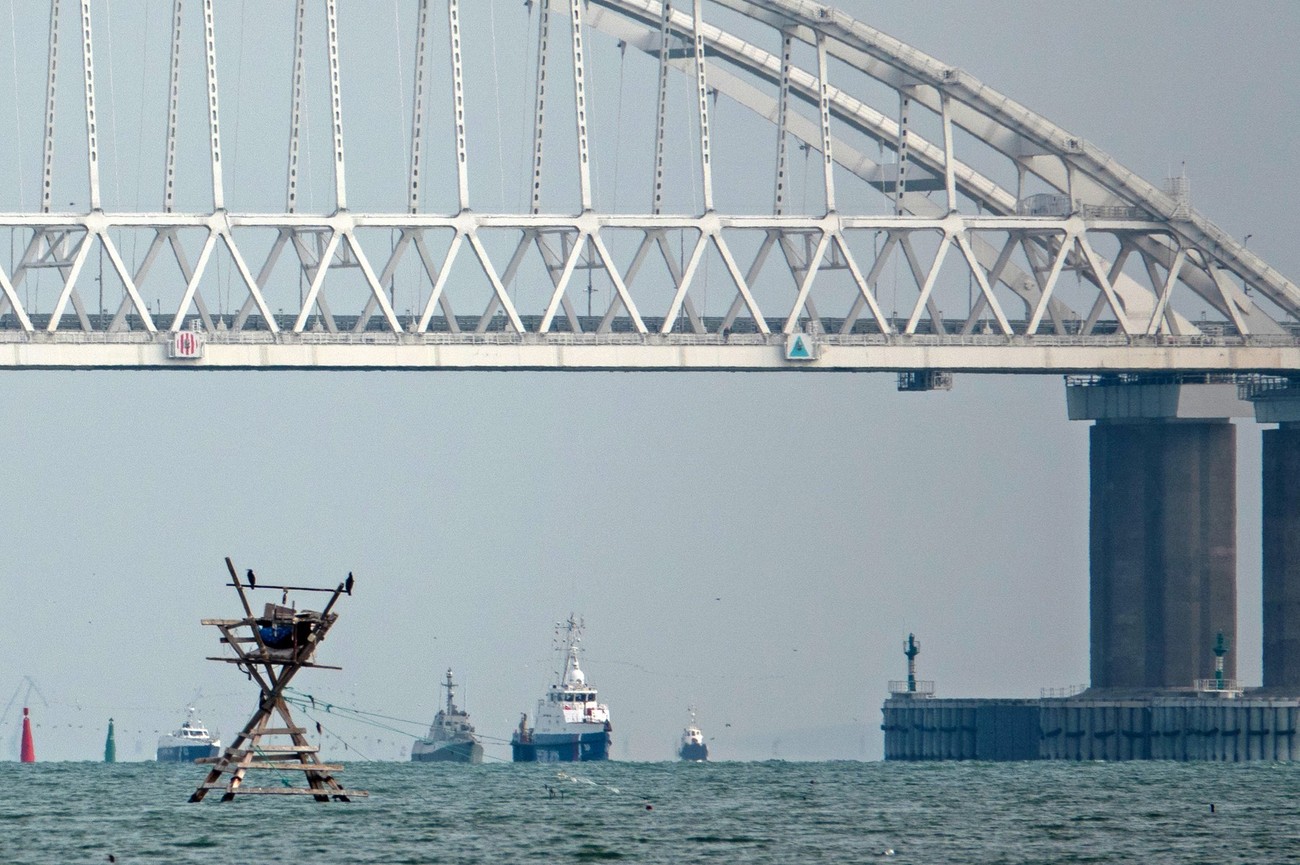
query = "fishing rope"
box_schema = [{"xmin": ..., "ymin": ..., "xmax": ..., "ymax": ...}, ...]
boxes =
[
  {"xmin": 249, "ymin": 740, "xmax": 299, "ymax": 787},
  {"xmin": 554, "ymin": 769, "xmax": 628, "ymax": 798},
  {"xmin": 536, "ymin": 760, "xmax": 660, "ymax": 806},
  {"xmin": 284, "ymin": 688, "xmax": 520, "ymax": 749},
  {"xmin": 284, "ymin": 690, "xmax": 424, "ymax": 739},
  {"xmin": 298, "ymin": 711, "xmax": 376, "ymax": 762},
  {"xmin": 295, "ymin": 696, "xmax": 457, "ymax": 766}
]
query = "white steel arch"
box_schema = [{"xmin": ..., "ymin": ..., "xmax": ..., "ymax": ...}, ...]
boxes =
[{"xmin": 0, "ymin": 0, "xmax": 1294, "ymax": 373}]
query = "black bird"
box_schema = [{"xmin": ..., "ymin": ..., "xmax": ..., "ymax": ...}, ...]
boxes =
[
  {"xmin": 345, "ymin": 572, "xmax": 354, "ymax": 595},
  {"xmin": 246, "ymin": 569, "xmax": 256, "ymax": 589}
]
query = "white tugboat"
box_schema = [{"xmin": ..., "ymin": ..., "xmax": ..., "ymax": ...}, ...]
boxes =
[
  {"xmin": 412, "ymin": 668, "xmax": 484, "ymax": 763},
  {"xmin": 512, "ymin": 616, "xmax": 612, "ymax": 762},
  {"xmin": 156, "ymin": 708, "xmax": 221, "ymax": 762},
  {"xmin": 679, "ymin": 706, "xmax": 708, "ymax": 761}
]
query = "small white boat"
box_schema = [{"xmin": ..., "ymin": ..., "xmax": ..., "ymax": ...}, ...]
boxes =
[
  {"xmin": 156, "ymin": 708, "xmax": 221, "ymax": 763},
  {"xmin": 679, "ymin": 707, "xmax": 708, "ymax": 761}
]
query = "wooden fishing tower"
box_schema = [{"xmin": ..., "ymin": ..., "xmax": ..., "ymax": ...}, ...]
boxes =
[{"xmin": 189, "ymin": 557, "xmax": 366, "ymax": 803}]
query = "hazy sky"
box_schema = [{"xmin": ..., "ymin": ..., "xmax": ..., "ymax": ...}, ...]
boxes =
[{"xmin": 0, "ymin": 0, "xmax": 1297, "ymax": 763}]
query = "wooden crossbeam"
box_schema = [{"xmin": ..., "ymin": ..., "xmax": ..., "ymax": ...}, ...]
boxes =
[
  {"xmin": 204, "ymin": 657, "xmax": 344, "ymax": 670},
  {"xmin": 195, "ymin": 787, "xmax": 369, "ymax": 797},
  {"xmin": 227, "ymin": 582, "xmax": 344, "ymax": 593},
  {"xmin": 197, "ymin": 757, "xmax": 344, "ymax": 770}
]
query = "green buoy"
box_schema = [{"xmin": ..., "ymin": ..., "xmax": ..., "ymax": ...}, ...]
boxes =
[{"xmin": 104, "ymin": 718, "xmax": 116, "ymax": 763}]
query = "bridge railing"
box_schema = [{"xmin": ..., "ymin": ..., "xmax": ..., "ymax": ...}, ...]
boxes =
[
  {"xmin": 888, "ymin": 680, "xmax": 935, "ymax": 697},
  {"xmin": 1193, "ymin": 679, "xmax": 1243, "ymax": 697},
  {"xmin": 5, "ymin": 329, "xmax": 1300, "ymax": 349}
]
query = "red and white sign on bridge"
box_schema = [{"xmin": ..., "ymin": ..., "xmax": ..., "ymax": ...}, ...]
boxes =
[{"xmin": 168, "ymin": 331, "xmax": 204, "ymax": 360}]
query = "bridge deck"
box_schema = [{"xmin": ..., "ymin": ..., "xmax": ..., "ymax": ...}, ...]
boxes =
[{"xmin": 2, "ymin": 325, "xmax": 1297, "ymax": 373}]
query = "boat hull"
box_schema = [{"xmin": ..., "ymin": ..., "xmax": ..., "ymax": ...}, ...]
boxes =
[
  {"xmin": 411, "ymin": 740, "xmax": 484, "ymax": 763},
  {"xmin": 679, "ymin": 742, "xmax": 709, "ymax": 762},
  {"xmin": 512, "ymin": 730, "xmax": 610, "ymax": 763},
  {"xmin": 156, "ymin": 743, "xmax": 220, "ymax": 763}
]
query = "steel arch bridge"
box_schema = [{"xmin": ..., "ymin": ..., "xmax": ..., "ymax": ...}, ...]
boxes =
[{"xmin": 0, "ymin": 0, "xmax": 1296, "ymax": 372}]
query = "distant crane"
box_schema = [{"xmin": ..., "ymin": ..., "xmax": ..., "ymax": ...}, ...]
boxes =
[{"xmin": 1, "ymin": 676, "xmax": 49, "ymax": 760}]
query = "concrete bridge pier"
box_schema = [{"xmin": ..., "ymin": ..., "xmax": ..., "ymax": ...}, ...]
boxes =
[
  {"xmin": 1249, "ymin": 384, "xmax": 1300, "ymax": 692},
  {"xmin": 1068, "ymin": 381, "xmax": 1248, "ymax": 690}
]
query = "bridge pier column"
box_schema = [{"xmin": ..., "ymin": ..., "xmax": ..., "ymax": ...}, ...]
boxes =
[
  {"xmin": 1068, "ymin": 380, "xmax": 1248, "ymax": 690},
  {"xmin": 1247, "ymin": 383, "xmax": 1300, "ymax": 692},
  {"xmin": 1262, "ymin": 425, "xmax": 1300, "ymax": 690}
]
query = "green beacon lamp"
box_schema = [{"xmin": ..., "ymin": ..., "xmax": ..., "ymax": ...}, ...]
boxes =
[
  {"xmin": 904, "ymin": 633, "xmax": 921, "ymax": 694},
  {"xmin": 1212, "ymin": 632, "xmax": 1229, "ymax": 691}
]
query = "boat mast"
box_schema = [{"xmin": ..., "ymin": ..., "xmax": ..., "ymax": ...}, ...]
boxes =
[
  {"xmin": 443, "ymin": 668, "xmax": 455, "ymax": 714},
  {"xmin": 554, "ymin": 614, "xmax": 584, "ymax": 685}
]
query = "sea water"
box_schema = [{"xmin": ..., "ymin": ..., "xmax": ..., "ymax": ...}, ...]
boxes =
[{"xmin": 2, "ymin": 760, "xmax": 1298, "ymax": 864}]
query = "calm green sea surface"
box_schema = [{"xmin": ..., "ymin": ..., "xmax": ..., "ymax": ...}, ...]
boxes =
[{"xmin": 2, "ymin": 760, "xmax": 1298, "ymax": 864}]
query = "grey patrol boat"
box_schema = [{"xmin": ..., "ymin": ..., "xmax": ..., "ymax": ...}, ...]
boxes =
[{"xmin": 412, "ymin": 669, "xmax": 484, "ymax": 763}]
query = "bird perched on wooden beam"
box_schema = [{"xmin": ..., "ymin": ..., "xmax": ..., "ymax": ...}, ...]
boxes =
[{"xmin": 345, "ymin": 572, "xmax": 355, "ymax": 595}]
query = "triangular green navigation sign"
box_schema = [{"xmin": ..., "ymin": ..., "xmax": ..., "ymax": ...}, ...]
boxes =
[{"xmin": 787, "ymin": 335, "xmax": 812, "ymax": 360}]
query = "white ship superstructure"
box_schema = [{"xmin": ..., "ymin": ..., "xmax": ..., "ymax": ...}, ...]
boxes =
[
  {"xmin": 679, "ymin": 707, "xmax": 708, "ymax": 761},
  {"xmin": 156, "ymin": 708, "xmax": 221, "ymax": 763},
  {"xmin": 512, "ymin": 616, "xmax": 612, "ymax": 762}
]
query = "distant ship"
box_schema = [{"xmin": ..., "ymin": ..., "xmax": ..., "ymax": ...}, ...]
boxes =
[
  {"xmin": 512, "ymin": 616, "xmax": 612, "ymax": 763},
  {"xmin": 156, "ymin": 709, "xmax": 220, "ymax": 762},
  {"xmin": 412, "ymin": 668, "xmax": 484, "ymax": 763},
  {"xmin": 679, "ymin": 707, "xmax": 708, "ymax": 761}
]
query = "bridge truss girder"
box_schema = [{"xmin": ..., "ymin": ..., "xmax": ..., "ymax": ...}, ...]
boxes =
[
  {"xmin": 0, "ymin": 0, "xmax": 1292, "ymax": 372},
  {"xmin": 0, "ymin": 210, "xmax": 1258, "ymax": 337}
]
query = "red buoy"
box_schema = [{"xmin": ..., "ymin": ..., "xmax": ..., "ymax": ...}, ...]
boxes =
[{"xmin": 20, "ymin": 707, "xmax": 35, "ymax": 763}]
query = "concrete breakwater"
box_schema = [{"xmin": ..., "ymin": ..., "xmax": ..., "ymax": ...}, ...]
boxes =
[{"xmin": 882, "ymin": 695, "xmax": 1300, "ymax": 761}]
